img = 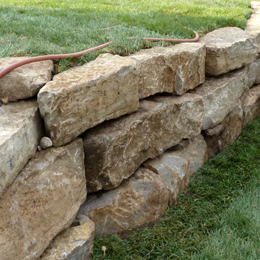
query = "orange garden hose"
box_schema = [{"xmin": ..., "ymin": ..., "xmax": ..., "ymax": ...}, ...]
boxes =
[{"xmin": 0, "ymin": 30, "xmax": 199, "ymax": 79}]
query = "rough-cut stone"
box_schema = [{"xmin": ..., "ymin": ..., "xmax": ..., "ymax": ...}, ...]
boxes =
[
  {"xmin": 38, "ymin": 53, "xmax": 139, "ymax": 147},
  {"xmin": 247, "ymin": 59, "xmax": 260, "ymax": 85},
  {"xmin": 245, "ymin": 2, "xmax": 260, "ymax": 53},
  {"xmin": 0, "ymin": 138, "xmax": 86, "ymax": 260},
  {"xmin": 40, "ymin": 218, "xmax": 95, "ymax": 260},
  {"xmin": 190, "ymin": 68, "xmax": 248, "ymax": 130},
  {"xmin": 200, "ymin": 27, "xmax": 258, "ymax": 76},
  {"xmin": 143, "ymin": 154, "xmax": 190, "ymax": 206},
  {"xmin": 241, "ymin": 85, "xmax": 260, "ymax": 127},
  {"xmin": 169, "ymin": 134, "xmax": 208, "ymax": 176},
  {"xmin": 76, "ymin": 168, "xmax": 169, "ymax": 237},
  {"xmin": 0, "ymin": 57, "xmax": 53, "ymax": 101},
  {"xmin": 84, "ymin": 93, "xmax": 205, "ymax": 193},
  {"xmin": 202, "ymin": 102, "xmax": 243, "ymax": 159},
  {"xmin": 130, "ymin": 43, "xmax": 205, "ymax": 98},
  {"xmin": 0, "ymin": 100, "xmax": 43, "ymax": 197}
]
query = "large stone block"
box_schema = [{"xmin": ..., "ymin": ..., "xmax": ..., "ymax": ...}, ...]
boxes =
[
  {"xmin": 0, "ymin": 138, "xmax": 86, "ymax": 260},
  {"xmin": 202, "ymin": 102, "xmax": 243, "ymax": 159},
  {"xmin": 190, "ymin": 68, "xmax": 248, "ymax": 130},
  {"xmin": 76, "ymin": 168, "xmax": 169, "ymax": 237},
  {"xmin": 38, "ymin": 53, "xmax": 139, "ymax": 147},
  {"xmin": 84, "ymin": 93, "xmax": 205, "ymax": 193},
  {"xmin": 130, "ymin": 43, "xmax": 205, "ymax": 98},
  {"xmin": 40, "ymin": 218, "xmax": 95, "ymax": 260},
  {"xmin": 0, "ymin": 100, "xmax": 43, "ymax": 197},
  {"xmin": 241, "ymin": 85, "xmax": 260, "ymax": 127},
  {"xmin": 200, "ymin": 27, "xmax": 258, "ymax": 76},
  {"xmin": 0, "ymin": 57, "xmax": 53, "ymax": 101}
]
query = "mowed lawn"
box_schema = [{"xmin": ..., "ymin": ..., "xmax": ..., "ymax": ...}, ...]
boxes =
[
  {"xmin": 0, "ymin": 0, "xmax": 252, "ymax": 68},
  {"xmin": 1, "ymin": 0, "xmax": 259, "ymax": 259}
]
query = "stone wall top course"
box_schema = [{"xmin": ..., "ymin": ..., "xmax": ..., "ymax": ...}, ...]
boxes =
[
  {"xmin": 130, "ymin": 42, "xmax": 206, "ymax": 98},
  {"xmin": 200, "ymin": 27, "xmax": 258, "ymax": 76},
  {"xmin": 0, "ymin": 57, "xmax": 53, "ymax": 102},
  {"xmin": 37, "ymin": 53, "xmax": 139, "ymax": 147}
]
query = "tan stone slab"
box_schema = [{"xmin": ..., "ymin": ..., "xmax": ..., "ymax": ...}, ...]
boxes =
[
  {"xmin": 83, "ymin": 93, "xmax": 205, "ymax": 193},
  {"xmin": 200, "ymin": 27, "xmax": 258, "ymax": 76},
  {"xmin": 130, "ymin": 43, "xmax": 205, "ymax": 98},
  {"xmin": 0, "ymin": 57, "xmax": 53, "ymax": 101},
  {"xmin": 38, "ymin": 53, "xmax": 139, "ymax": 147},
  {"xmin": 40, "ymin": 218, "xmax": 95, "ymax": 260},
  {"xmin": 190, "ymin": 68, "xmax": 248, "ymax": 130},
  {"xmin": 76, "ymin": 168, "xmax": 169, "ymax": 237},
  {"xmin": 0, "ymin": 138, "xmax": 86, "ymax": 260},
  {"xmin": 0, "ymin": 100, "xmax": 43, "ymax": 197}
]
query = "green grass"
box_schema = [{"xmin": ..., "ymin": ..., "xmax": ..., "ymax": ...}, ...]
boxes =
[
  {"xmin": 93, "ymin": 116, "xmax": 260, "ymax": 259},
  {"xmin": 0, "ymin": 0, "xmax": 252, "ymax": 69}
]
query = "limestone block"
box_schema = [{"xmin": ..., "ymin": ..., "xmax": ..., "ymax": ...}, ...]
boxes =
[
  {"xmin": 130, "ymin": 43, "xmax": 205, "ymax": 97},
  {"xmin": 40, "ymin": 218, "xmax": 95, "ymax": 260},
  {"xmin": 0, "ymin": 138, "xmax": 87, "ymax": 260},
  {"xmin": 0, "ymin": 100, "xmax": 43, "ymax": 197},
  {"xmin": 0, "ymin": 57, "xmax": 53, "ymax": 101},
  {"xmin": 190, "ymin": 68, "xmax": 248, "ymax": 130},
  {"xmin": 202, "ymin": 102, "xmax": 243, "ymax": 159},
  {"xmin": 83, "ymin": 93, "xmax": 205, "ymax": 193},
  {"xmin": 241, "ymin": 85, "xmax": 260, "ymax": 127},
  {"xmin": 200, "ymin": 27, "xmax": 258, "ymax": 76},
  {"xmin": 245, "ymin": 2, "xmax": 260, "ymax": 53},
  {"xmin": 143, "ymin": 154, "xmax": 190, "ymax": 207},
  {"xmin": 38, "ymin": 53, "xmax": 139, "ymax": 147},
  {"xmin": 76, "ymin": 168, "xmax": 169, "ymax": 237},
  {"xmin": 169, "ymin": 134, "xmax": 208, "ymax": 176}
]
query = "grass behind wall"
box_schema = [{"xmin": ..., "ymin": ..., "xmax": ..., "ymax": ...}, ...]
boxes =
[
  {"xmin": 93, "ymin": 116, "xmax": 260, "ymax": 259},
  {"xmin": 0, "ymin": 0, "xmax": 252, "ymax": 70}
]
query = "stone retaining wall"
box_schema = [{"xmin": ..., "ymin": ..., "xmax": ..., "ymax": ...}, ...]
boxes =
[{"xmin": 1, "ymin": 3, "xmax": 260, "ymax": 259}]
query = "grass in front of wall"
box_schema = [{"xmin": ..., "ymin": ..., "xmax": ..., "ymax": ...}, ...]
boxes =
[
  {"xmin": 0, "ymin": 0, "xmax": 252, "ymax": 70},
  {"xmin": 93, "ymin": 116, "xmax": 260, "ymax": 259}
]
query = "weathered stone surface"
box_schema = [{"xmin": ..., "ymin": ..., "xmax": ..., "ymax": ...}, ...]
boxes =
[
  {"xmin": 241, "ymin": 84, "xmax": 260, "ymax": 127},
  {"xmin": 169, "ymin": 134, "xmax": 208, "ymax": 176},
  {"xmin": 84, "ymin": 93, "xmax": 205, "ymax": 193},
  {"xmin": 245, "ymin": 1, "xmax": 260, "ymax": 53},
  {"xmin": 202, "ymin": 102, "xmax": 243, "ymax": 159},
  {"xmin": 38, "ymin": 53, "xmax": 139, "ymax": 147},
  {"xmin": 130, "ymin": 43, "xmax": 205, "ymax": 98},
  {"xmin": 190, "ymin": 68, "xmax": 248, "ymax": 130},
  {"xmin": 0, "ymin": 57, "xmax": 53, "ymax": 101},
  {"xmin": 247, "ymin": 59, "xmax": 260, "ymax": 85},
  {"xmin": 76, "ymin": 168, "xmax": 169, "ymax": 237},
  {"xmin": 200, "ymin": 27, "xmax": 258, "ymax": 76},
  {"xmin": 143, "ymin": 154, "xmax": 190, "ymax": 206},
  {"xmin": 0, "ymin": 100, "xmax": 43, "ymax": 197},
  {"xmin": 0, "ymin": 138, "xmax": 87, "ymax": 260},
  {"xmin": 40, "ymin": 136, "xmax": 53, "ymax": 149},
  {"xmin": 40, "ymin": 218, "xmax": 95, "ymax": 260}
]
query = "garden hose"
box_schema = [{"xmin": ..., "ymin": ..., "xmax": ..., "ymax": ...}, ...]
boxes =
[{"xmin": 0, "ymin": 30, "xmax": 199, "ymax": 79}]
